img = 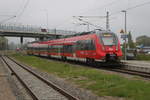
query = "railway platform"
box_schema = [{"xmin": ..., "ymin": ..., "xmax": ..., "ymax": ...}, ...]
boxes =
[
  {"xmin": 0, "ymin": 59, "xmax": 16, "ymax": 100},
  {"xmin": 122, "ymin": 60, "xmax": 150, "ymax": 73}
]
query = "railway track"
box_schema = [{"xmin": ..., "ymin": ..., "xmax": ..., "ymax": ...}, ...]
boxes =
[
  {"xmin": 106, "ymin": 67, "xmax": 150, "ymax": 79},
  {"xmin": 90, "ymin": 63, "xmax": 150, "ymax": 79},
  {"xmin": 38, "ymin": 56, "xmax": 150, "ymax": 79},
  {"xmin": 83, "ymin": 61, "xmax": 150, "ymax": 79},
  {"xmin": 1, "ymin": 56, "xmax": 79, "ymax": 100},
  {"xmin": 84, "ymin": 62, "xmax": 150, "ymax": 79}
]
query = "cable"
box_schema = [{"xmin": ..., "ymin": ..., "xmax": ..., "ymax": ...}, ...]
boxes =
[
  {"xmin": 78, "ymin": 0, "xmax": 121, "ymax": 15},
  {"xmin": 15, "ymin": 0, "xmax": 30, "ymax": 22},
  {"xmin": 0, "ymin": 16, "xmax": 16, "ymax": 24},
  {"xmin": 0, "ymin": 15, "xmax": 15, "ymax": 17},
  {"xmin": 126, "ymin": 1, "xmax": 150, "ymax": 11},
  {"xmin": 110, "ymin": 0, "xmax": 150, "ymax": 16},
  {"xmin": 54, "ymin": 17, "xmax": 74, "ymax": 28},
  {"xmin": 18, "ymin": 0, "xmax": 30, "ymax": 17},
  {"xmin": 74, "ymin": 17, "xmax": 104, "ymax": 29}
]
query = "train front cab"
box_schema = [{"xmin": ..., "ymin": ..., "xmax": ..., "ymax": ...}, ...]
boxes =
[{"xmin": 96, "ymin": 31, "xmax": 122, "ymax": 62}]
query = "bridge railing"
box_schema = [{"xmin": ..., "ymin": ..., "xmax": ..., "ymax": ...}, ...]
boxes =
[
  {"xmin": 0, "ymin": 24, "xmax": 77, "ymax": 35},
  {"xmin": 0, "ymin": 24, "xmax": 43, "ymax": 33}
]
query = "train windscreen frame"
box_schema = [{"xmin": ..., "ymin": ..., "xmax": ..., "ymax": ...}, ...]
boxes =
[{"xmin": 99, "ymin": 33, "xmax": 118, "ymax": 46}]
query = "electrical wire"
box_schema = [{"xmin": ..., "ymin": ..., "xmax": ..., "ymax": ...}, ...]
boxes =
[
  {"xmin": 18, "ymin": 0, "xmax": 30, "ymax": 17},
  {"xmin": 110, "ymin": 0, "xmax": 150, "ymax": 16},
  {"xmin": 54, "ymin": 17, "xmax": 74, "ymax": 28},
  {"xmin": 78, "ymin": 0, "xmax": 121, "ymax": 15},
  {"xmin": 0, "ymin": 15, "xmax": 15, "ymax": 17},
  {"xmin": 15, "ymin": 0, "xmax": 30, "ymax": 22},
  {"xmin": 74, "ymin": 17, "xmax": 104, "ymax": 29},
  {"xmin": 126, "ymin": 1, "xmax": 150, "ymax": 11},
  {"xmin": 0, "ymin": 16, "xmax": 16, "ymax": 24}
]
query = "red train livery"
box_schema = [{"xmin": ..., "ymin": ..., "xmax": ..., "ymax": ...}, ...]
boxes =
[{"xmin": 27, "ymin": 30, "xmax": 122, "ymax": 63}]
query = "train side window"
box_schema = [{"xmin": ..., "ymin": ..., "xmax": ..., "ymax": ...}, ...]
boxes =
[
  {"xmin": 90, "ymin": 40, "xmax": 96, "ymax": 50},
  {"xmin": 80, "ymin": 41, "xmax": 85, "ymax": 50},
  {"xmin": 51, "ymin": 45, "xmax": 63, "ymax": 53},
  {"xmin": 64, "ymin": 45, "xmax": 73, "ymax": 53},
  {"xmin": 76, "ymin": 39, "xmax": 95, "ymax": 50}
]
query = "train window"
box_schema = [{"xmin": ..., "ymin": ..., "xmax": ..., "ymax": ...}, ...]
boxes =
[
  {"xmin": 50, "ymin": 45, "xmax": 63, "ymax": 53},
  {"xmin": 102, "ymin": 37, "xmax": 114, "ymax": 45},
  {"xmin": 64, "ymin": 45, "xmax": 73, "ymax": 53},
  {"xmin": 90, "ymin": 40, "xmax": 96, "ymax": 50},
  {"xmin": 76, "ymin": 40, "xmax": 84, "ymax": 50},
  {"xmin": 100, "ymin": 33, "xmax": 117, "ymax": 46},
  {"xmin": 77, "ymin": 39, "xmax": 95, "ymax": 50}
]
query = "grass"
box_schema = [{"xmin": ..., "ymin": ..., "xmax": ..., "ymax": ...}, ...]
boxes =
[
  {"xmin": 12, "ymin": 53, "xmax": 150, "ymax": 100},
  {"xmin": 136, "ymin": 54, "xmax": 150, "ymax": 61}
]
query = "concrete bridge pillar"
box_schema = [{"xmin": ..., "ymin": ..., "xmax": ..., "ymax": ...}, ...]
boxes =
[
  {"xmin": 39, "ymin": 37, "xmax": 44, "ymax": 41},
  {"xmin": 20, "ymin": 36, "xmax": 23, "ymax": 44},
  {"xmin": 20, "ymin": 36, "xmax": 23, "ymax": 50}
]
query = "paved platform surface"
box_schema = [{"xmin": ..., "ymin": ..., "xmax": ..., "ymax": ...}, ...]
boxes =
[
  {"xmin": 0, "ymin": 60, "xmax": 16, "ymax": 100},
  {"xmin": 121, "ymin": 60, "xmax": 150, "ymax": 73},
  {"xmin": 122, "ymin": 60, "xmax": 150, "ymax": 68}
]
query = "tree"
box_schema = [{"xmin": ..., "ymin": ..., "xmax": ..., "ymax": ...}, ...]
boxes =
[
  {"xmin": 0, "ymin": 37, "xmax": 8, "ymax": 50},
  {"xmin": 128, "ymin": 31, "xmax": 135, "ymax": 48},
  {"xmin": 136, "ymin": 35, "xmax": 150, "ymax": 46},
  {"xmin": 8, "ymin": 42, "xmax": 17, "ymax": 50}
]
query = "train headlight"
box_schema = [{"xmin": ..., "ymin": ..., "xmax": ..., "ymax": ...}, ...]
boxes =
[
  {"xmin": 116, "ymin": 46, "xmax": 118, "ymax": 51},
  {"xmin": 102, "ymin": 46, "xmax": 105, "ymax": 51}
]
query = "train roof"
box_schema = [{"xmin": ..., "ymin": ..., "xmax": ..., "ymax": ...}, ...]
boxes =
[
  {"xmin": 61, "ymin": 29, "xmax": 114, "ymax": 38},
  {"xmin": 28, "ymin": 29, "xmax": 115, "ymax": 44}
]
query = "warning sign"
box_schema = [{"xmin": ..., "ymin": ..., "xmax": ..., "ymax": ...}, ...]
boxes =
[{"xmin": 120, "ymin": 29, "xmax": 124, "ymax": 33}]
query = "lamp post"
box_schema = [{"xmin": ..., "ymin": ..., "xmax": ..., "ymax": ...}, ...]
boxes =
[{"xmin": 122, "ymin": 10, "xmax": 127, "ymax": 60}]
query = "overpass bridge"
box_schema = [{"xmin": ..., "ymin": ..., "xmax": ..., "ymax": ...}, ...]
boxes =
[{"xmin": 0, "ymin": 24, "xmax": 76, "ymax": 44}]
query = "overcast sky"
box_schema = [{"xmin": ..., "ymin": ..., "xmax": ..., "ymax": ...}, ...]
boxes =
[{"xmin": 0, "ymin": 0, "xmax": 150, "ymax": 44}]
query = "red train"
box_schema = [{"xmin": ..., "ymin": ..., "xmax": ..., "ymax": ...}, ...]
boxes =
[{"xmin": 27, "ymin": 30, "xmax": 122, "ymax": 63}]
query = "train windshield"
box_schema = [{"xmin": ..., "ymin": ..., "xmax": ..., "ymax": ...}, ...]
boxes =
[{"xmin": 100, "ymin": 33, "xmax": 117, "ymax": 46}]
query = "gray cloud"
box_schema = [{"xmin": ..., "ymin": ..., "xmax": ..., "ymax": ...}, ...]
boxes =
[{"xmin": 0, "ymin": 0, "xmax": 150, "ymax": 43}]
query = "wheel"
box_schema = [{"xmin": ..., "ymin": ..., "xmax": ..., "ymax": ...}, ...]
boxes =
[
  {"xmin": 61, "ymin": 56, "xmax": 67, "ymax": 61},
  {"xmin": 86, "ymin": 58, "xmax": 95, "ymax": 66}
]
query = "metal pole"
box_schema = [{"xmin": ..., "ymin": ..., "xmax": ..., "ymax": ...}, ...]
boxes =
[
  {"xmin": 54, "ymin": 28, "xmax": 57, "ymax": 39},
  {"xmin": 122, "ymin": 10, "xmax": 127, "ymax": 60},
  {"xmin": 106, "ymin": 11, "xmax": 109, "ymax": 30},
  {"xmin": 87, "ymin": 24, "xmax": 89, "ymax": 31}
]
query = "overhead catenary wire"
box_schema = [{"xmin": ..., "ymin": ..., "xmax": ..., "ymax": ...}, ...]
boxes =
[
  {"xmin": 0, "ymin": 15, "xmax": 15, "ymax": 17},
  {"xmin": 15, "ymin": 0, "xmax": 30, "ymax": 23},
  {"xmin": 54, "ymin": 17, "xmax": 75, "ymax": 28},
  {"xmin": 73, "ymin": 16, "xmax": 104, "ymax": 30},
  {"xmin": 73, "ymin": 0, "xmax": 150, "ymax": 31},
  {"xmin": 110, "ymin": 0, "xmax": 150, "ymax": 16},
  {"xmin": 126, "ymin": 1, "xmax": 150, "ymax": 11},
  {"xmin": 55, "ymin": 0, "xmax": 121, "ymax": 31},
  {"xmin": 0, "ymin": 14, "xmax": 16, "ymax": 23},
  {"xmin": 78, "ymin": 0, "xmax": 121, "ymax": 15},
  {"xmin": 0, "ymin": 16, "xmax": 16, "ymax": 24},
  {"xmin": 0, "ymin": 0, "xmax": 30, "ymax": 24}
]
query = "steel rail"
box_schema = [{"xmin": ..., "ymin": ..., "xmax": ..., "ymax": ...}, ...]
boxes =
[
  {"xmin": 107, "ymin": 67, "xmax": 150, "ymax": 78},
  {"xmin": 1, "ymin": 56, "xmax": 39, "ymax": 100},
  {"xmin": 6, "ymin": 56, "xmax": 79, "ymax": 100},
  {"xmin": 37, "ymin": 56, "xmax": 150, "ymax": 79}
]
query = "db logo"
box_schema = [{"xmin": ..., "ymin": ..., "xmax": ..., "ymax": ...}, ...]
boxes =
[{"xmin": 80, "ymin": 51, "xmax": 84, "ymax": 54}]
